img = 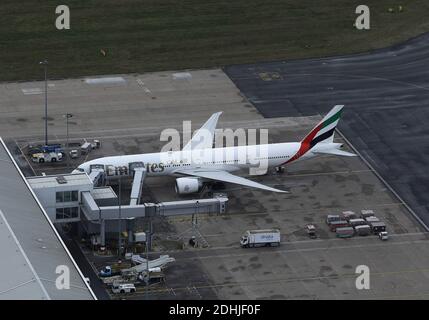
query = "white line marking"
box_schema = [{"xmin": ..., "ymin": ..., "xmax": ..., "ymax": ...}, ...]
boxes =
[
  {"xmin": 85, "ymin": 77, "xmax": 126, "ymax": 85},
  {"xmin": 22, "ymin": 88, "xmax": 43, "ymax": 95}
]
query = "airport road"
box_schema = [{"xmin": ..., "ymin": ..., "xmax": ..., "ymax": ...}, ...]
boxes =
[{"xmin": 225, "ymin": 32, "xmax": 429, "ymax": 228}]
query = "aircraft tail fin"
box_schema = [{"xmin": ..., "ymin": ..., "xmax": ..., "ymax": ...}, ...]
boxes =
[{"xmin": 301, "ymin": 105, "xmax": 344, "ymax": 147}]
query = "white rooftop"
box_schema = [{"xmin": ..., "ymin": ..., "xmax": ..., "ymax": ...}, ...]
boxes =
[
  {"xmin": 28, "ymin": 173, "xmax": 92, "ymax": 189},
  {"xmin": 91, "ymin": 187, "xmax": 117, "ymax": 200}
]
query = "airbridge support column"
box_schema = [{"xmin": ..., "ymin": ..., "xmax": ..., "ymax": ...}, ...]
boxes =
[
  {"xmin": 100, "ymin": 218, "xmax": 105, "ymax": 247},
  {"xmin": 130, "ymin": 168, "xmax": 146, "ymax": 205}
]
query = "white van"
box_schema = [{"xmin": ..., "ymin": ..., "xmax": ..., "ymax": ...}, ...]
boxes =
[{"xmin": 111, "ymin": 283, "xmax": 136, "ymax": 294}]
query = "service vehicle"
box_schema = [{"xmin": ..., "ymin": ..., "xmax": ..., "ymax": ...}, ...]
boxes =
[
  {"xmin": 306, "ymin": 224, "xmax": 317, "ymax": 239},
  {"xmin": 92, "ymin": 139, "xmax": 101, "ymax": 149},
  {"xmin": 99, "ymin": 265, "xmax": 121, "ymax": 277},
  {"xmin": 31, "ymin": 152, "xmax": 63, "ymax": 163},
  {"xmin": 111, "ymin": 283, "xmax": 136, "ymax": 294},
  {"xmin": 240, "ymin": 229, "xmax": 281, "ymax": 248},
  {"xmin": 80, "ymin": 142, "xmax": 92, "ymax": 154},
  {"xmin": 379, "ymin": 231, "xmax": 389, "ymax": 241},
  {"xmin": 371, "ymin": 222, "xmax": 386, "ymax": 234}
]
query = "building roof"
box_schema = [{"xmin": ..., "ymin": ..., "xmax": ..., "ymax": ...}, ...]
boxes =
[
  {"xmin": 28, "ymin": 173, "xmax": 92, "ymax": 189},
  {"xmin": 0, "ymin": 138, "xmax": 95, "ymax": 300}
]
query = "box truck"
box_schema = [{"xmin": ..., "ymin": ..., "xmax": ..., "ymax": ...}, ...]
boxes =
[
  {"xmin": 370, "ymin": 222, "xmax": 386, "ymax": 234},
  {"xmin": 336, "ymin": 227, "xmax": 354, "ymax": 238},
  {"xmin": 342, "ymin": 211, "xmax": 357, "ymax": 221},
  {"xmin": 349, "ymin": 218, "xmax": 367, "ymax": 227},
  {"xmin": 240, "ymin": 229, "xmax": 281, "ymax": 248},
  {"xmin": 329, "ymin": 220, "xmax": 349, "ymax": 232},
  {"xmin": 354, "ymin": 224, "xmax": 371, "ymax": 236}
]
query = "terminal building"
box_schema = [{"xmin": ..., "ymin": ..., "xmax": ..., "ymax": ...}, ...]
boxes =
[{"xmin": 0, "ymin": 139, "xmax": 95, "ymax": 300}]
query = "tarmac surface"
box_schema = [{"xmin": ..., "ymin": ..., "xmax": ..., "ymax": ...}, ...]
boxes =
[
  {"xmin": 224, "ymin": 32, "xmax": 429, "ymax": 228},
  {"xmin": 1, "ymin": 64, "xmax": 429, "ymax": 299}
]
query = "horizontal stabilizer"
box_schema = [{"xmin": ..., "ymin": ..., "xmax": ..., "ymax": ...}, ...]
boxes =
[{"xmin": 313, "ymin": 149, "xmax": 357, "ymax": 157}]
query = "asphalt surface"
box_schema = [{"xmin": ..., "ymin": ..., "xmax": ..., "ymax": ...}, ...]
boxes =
[
  {"xmin": 59, "ymin": 231, "xmax": 111, "ymax": 300},
  {"xmin": 224, "ymin": 32, "xmax": 429, "ymax": 228}
]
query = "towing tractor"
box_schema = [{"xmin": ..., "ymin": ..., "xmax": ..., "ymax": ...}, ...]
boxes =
[{"xmin": 240, "ymin": 229, "xmax": 281, "ymax": 248}]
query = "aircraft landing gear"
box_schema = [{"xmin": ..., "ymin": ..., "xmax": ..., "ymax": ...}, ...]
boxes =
[{"xmin": 275, "ymin": 166, "xmax": 285, "ymax": 174}]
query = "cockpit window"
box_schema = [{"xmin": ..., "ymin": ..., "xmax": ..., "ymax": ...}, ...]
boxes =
[{"xmin": 76, "ymin": 167, "xmax": 85, "ymax": 172}]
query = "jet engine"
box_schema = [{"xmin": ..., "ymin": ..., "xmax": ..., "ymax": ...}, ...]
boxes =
[{"xmin": 175, "ymin": 177, "xmax": 202, "ymax": 194}]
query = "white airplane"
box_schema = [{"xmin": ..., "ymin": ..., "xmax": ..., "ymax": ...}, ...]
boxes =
[{"xmin": 73, "ymin": 105, "xmax": 356, "ymax": 194}]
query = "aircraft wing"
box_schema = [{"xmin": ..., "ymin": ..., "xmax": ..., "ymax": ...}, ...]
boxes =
[
  {"xmin": 182, "ymin": 112, "xmax": 222, "ymax": 151},
  {"xmin": 176, "ymin": 169, "xmax": 288, "ymax": 193}
]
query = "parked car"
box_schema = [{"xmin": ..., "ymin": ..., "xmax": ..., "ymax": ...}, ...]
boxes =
[
  {"xmin": 306, "ymin": 224, "xmax": 317, "ymax": 239},
  {"xmin": 69, "ymin": 149, "xmax": 79, "ymax": 159},
  {"xmin": 326, "ymin": 214, "xmax": 341, "ymax": 225}
]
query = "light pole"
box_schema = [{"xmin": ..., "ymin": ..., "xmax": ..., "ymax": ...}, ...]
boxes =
[
  {"xmin": 145, "ymin": 228, "xmax": 149, "ymax": 300},
  {"xmin": 39, "ymin": 59, "xmax": 49, "ymax": 146},
  {"xmin": 64, "ymin": 113, "xmax": 73, "ymax": 170}
]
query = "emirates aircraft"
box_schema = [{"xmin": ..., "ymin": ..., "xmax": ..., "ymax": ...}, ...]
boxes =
[{"xmin": 73, "ymin": 105, "xmax": 356, "ymax": 194}]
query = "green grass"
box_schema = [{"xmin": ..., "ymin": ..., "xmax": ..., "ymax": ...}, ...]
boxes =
[{"xmin": 1, "ymin": 0, "xmax": 429, "ymax": 81}]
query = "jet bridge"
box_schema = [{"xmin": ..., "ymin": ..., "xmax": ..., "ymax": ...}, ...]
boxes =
[
  {"xmin": 89, "ymin": 168, "xmax": 105, "ymax": 187},
  {"xmin": 129, "ymin": 167, "xmax": 146, "ymax": 205}
]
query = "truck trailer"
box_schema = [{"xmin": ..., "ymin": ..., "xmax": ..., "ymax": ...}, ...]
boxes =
[{"xmin": 240, "ymin": 229, "xmax": 281, "ymax": 248}]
